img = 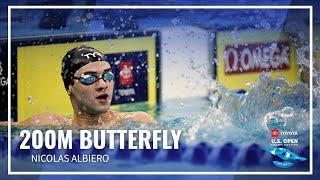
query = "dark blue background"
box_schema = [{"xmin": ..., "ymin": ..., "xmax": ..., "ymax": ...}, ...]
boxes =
[{"xmin": 107, "ymin": 51, "xmax": 148, "ymax": 105}]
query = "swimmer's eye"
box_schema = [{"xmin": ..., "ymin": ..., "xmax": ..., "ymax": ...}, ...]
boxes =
[
  {"xmin": 73, "ymin": 71, "xmax": 114, "ymax": 85},
  {"xmin": 103, "ymin": 71, "xmax": 115, "ymax": 82}
]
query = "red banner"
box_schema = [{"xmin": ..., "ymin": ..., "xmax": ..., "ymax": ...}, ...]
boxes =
[{"xmin": 119, "ymin": 60, "xmax": 134, "ymax": 86}]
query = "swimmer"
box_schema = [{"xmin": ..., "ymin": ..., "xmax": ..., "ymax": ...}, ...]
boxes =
[{"xmin": 18, "ymin": 45, "xmax": 156, "ymax": 127}]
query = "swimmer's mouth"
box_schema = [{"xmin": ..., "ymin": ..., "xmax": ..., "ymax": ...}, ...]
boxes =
[{"xmin": 96, "ymin": 94, "xmax": 108, "ymax": 100}]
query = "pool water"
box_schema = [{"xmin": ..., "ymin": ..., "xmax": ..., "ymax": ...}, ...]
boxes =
[{"xmin": 119, "ymin": 74, "xmax": 315, "ymax": 147}]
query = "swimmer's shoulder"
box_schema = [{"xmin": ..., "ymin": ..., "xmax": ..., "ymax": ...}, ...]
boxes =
[
  {"xmin": 18, "ymin": 112, "xmax": 70, "ymax": 126},
  {"xmin": 105, "ymin": 109, "xmax": 157, "ymax": 125}
]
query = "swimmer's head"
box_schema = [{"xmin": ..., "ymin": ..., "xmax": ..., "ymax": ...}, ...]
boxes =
[{"xmin": 61, "ymin": 45, "xmax": 106, "ymax": 91}]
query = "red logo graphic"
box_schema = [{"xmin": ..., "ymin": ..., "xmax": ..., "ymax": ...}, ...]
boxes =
[
  {"xmin": 119, "ymin": 60, "xmax": 134, "ymax": 86},
  {"xmin": 271, "ymin": 129, "xmax": 280, "ymax": 138}
]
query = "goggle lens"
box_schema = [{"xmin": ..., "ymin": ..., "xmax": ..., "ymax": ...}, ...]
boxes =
[{"xmin": 75, "ymin": 71, "xmax": 114, "ymax": 85}]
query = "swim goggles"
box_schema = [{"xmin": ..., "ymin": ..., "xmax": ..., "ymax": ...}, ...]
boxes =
[{"xmin": 73, "ymin": 71, "xmax": 114, "ymax": 85}]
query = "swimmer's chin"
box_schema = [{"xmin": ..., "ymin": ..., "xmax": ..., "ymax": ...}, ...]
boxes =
[{"xmin": 79, "ymin": 105, "xmax": 110, "ymax": 115}]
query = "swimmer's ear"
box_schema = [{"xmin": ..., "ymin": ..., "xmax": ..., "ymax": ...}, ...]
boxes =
[
  {"xmin": 67, "ymin": 79, "xmax": 76, "ymax": 95},
  {"xmin": 67, "ymin": 86, "xmax": 72, "ymax": 96}
]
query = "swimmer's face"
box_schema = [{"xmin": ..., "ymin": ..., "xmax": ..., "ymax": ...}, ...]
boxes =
[{"xmin": 69, "ymin": 61, "xmax": 114, "ymax": 114}]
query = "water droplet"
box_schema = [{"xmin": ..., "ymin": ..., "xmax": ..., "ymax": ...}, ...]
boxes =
[
  {"xmin": 281, "ymin": 107, "xmax": 294, "ymax": 118},
  {"xmin": 264, "ymin": 112, "xmax": 286, "ymax": 130},
  {"xmin": 27, "ymin": 96, "xmax": 33, "ymax": 104}
]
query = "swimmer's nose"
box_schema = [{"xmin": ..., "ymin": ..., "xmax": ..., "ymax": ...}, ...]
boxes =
[{"xmin": 95, "ymin": 78, "xmax": 109, "ymax": 91}]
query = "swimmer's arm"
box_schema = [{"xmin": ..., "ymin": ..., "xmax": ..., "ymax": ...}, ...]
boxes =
[
  {"xmin": 111, "ymin": 110, "xmax": 157, "ymax": 124},
  {"xmin": 125, "ymin": 111, "xmax": 157, "ymax": 124},
  {"xmin": 18, "ymin": 112, "xmax": 70, "ymax": 126}
]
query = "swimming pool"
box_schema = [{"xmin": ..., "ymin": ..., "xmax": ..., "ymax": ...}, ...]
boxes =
[{"xmin": 1, "ymin": 75, "xmax": 318, "ymax": 174}]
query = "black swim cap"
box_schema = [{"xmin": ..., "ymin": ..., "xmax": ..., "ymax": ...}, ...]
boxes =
[{"xmin": 61, "ymin": 45, "xmax": 106, "ymax": 90}]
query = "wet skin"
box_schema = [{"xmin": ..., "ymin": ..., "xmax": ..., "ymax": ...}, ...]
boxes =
[{"xmin": 17, "ymin": 61, "xmax": 156, "ymax": 128}]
